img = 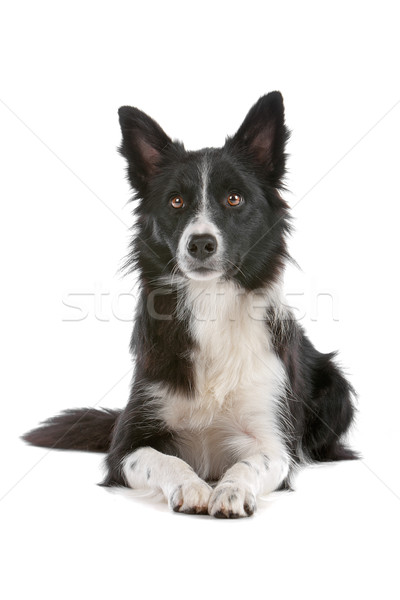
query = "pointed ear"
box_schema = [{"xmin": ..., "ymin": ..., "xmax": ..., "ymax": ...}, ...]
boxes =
[
  {"xmin": 227, "ymin": 92, "xmax": 290, "ymax": 187},
  {"xmin": 118, "ymin": 106, "xmax": 173, "ymax": 192}
]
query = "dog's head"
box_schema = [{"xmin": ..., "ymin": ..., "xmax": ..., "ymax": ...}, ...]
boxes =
[{"xmin": 119, "ymin": 92, "xmax": 291, "ymax": 291}]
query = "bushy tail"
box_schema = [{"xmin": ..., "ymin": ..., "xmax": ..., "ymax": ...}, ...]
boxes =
[
  {"xmin": 22, "ymin": 408, "xmax": 121, "ymax": 453},
  {"xmin": 310, "ymin": 440, "xmax": 360, "ymax": 462}
]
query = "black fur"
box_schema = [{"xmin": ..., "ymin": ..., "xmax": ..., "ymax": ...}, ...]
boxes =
[
  {"xmin": 22, "ymin": 92, "xmax": 358, "ymax": 497},
  {"xmin": 266, "ymin": 306, "xmax": 357, "ymax": 463}
]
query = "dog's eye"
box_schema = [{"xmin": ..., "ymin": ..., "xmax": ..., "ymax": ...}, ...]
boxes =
[
  {"xmin": 227, "ymin": 193, "xmax": 243, "ymax": 207},
  {"xmin": 170, "ymin": 195, "xmax": 184, "ymax": 209}
]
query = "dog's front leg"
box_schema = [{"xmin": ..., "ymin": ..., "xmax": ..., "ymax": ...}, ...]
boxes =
[
  {"xmin": 122, "ymin": 447, "xmax": 212, "ymax": 514},
  {"xmin": 208, "ymin": 453, "xmax": 290, "ymax": 518}
]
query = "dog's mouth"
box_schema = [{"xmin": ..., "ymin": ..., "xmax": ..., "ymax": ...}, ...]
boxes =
[
  {"xmin": 184, "ymin": 267, "xmax": 223, "ymax": 281},
  {"xmin": 177, "ymin": 257, "xmax": 243, "ymax": 282},
  {"xmin": 177, "ymin": 253, "xmax": 224, "ymax": 281}
]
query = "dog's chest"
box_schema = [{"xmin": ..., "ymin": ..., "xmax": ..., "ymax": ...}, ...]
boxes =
[
  {"xmin": 164, "ymin": 282, "xmax": 286, "ymax": 432},
  {"xmin": 193, "ymin": 293, "xmax": 275, "ymax": 404}
]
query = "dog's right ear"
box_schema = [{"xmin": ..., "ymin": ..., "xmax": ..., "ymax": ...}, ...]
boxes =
[{"xmin": 118, "ymin": 106, "xmax": 173, "ymax": 193}]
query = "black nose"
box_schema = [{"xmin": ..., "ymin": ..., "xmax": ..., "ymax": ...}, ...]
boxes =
[{"xmin": 187, "ymin": 234, "xmax": 217, "ymax": 260}]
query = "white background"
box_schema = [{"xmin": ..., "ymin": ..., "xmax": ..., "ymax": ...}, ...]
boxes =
[{"xmin": 1, "ymin": 1, "xmax": 399, "ymax": 598}]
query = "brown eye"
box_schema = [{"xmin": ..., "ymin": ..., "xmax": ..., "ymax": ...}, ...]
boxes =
[
  {"xmin": 171, "ymin": 195, "xmax": 184, "ymax": 209},
  {"xmin": 227, "ymin": 193, "xmax": 243, "ymax": 207}
]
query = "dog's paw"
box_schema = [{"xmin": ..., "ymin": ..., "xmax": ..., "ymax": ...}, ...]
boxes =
[
  {"xmin": 169, "ymin": 480, "xmax": 212, "ymax": 515},
  {"xmin": 208, "ymin": 483, "xmax": 256, "ymax": 518}
]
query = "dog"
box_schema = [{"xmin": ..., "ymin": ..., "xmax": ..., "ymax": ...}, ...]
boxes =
[{"xmin": 23, "ymin": 92, "xmax": 357, "ymax": 518}]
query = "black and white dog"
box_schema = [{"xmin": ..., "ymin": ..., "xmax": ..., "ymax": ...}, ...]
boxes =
[{"xmin": 23, "ymin": 92, "xmax": 357, "ymax": 518}]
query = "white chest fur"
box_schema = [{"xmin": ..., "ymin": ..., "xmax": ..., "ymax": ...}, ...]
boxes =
[
  {"xmin": 157, "ymin": 281, "xmax": 288, "ymax": 479},
  {"xmin": 188, "ymin": 280, "xmax": 284, "ymax": 409}
]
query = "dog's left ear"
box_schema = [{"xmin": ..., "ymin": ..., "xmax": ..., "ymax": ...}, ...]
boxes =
[
  {"xmin": 118, "ymin": 106, "xmax": 173, "ymax": 194},
  {"xmin": 227, "ymin": 92, "xmax": 289, "ymax": 187}
]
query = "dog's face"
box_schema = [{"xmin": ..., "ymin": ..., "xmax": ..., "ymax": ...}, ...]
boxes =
[{"xmin": 119, "ymin": 92, "xmax": 290, "ymax": 290}]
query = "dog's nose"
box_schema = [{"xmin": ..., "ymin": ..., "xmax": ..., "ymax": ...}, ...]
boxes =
[{"xmin": 187, "ymin": 234, "xmax": 217, "ymax": 260}]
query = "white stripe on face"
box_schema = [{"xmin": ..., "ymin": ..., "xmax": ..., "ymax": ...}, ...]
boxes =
[
  {"xmin": 200, "ymin": 155, "xmax": 210, "ymax": 214},
  {"xmin": 176, "ymin": 156, "xmax": 225, "ymax": 281}
]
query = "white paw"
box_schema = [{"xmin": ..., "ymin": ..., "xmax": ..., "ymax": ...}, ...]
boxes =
[
  {"xmin": 169, "ymin": 480, "xmax": 212, "ymax": 515},
  {"xmin": 208, "ymin": 482, "xmax": 257, "ymax": 518}
]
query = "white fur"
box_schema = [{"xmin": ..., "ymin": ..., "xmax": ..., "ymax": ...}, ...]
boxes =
[
  {"xmin": 208, "ymin": 453, "xmax": 288, "ymax": 517},
  {"xmin": 199, "ymin": 154, "xmax": 210, "ymax": 213},
  {"xmin": 122, "ymin": 447, "xmax": 212, "ymax": 513}
]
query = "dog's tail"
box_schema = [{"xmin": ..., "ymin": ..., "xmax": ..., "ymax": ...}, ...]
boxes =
[{"xmin": 21, "ymin": 408, "xmax": 121, "ymax": 453}]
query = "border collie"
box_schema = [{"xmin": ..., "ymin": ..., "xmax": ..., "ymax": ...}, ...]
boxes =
[{"xmin": 23, "ymin": 92, "xmax": 357, "ymax": 518}]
